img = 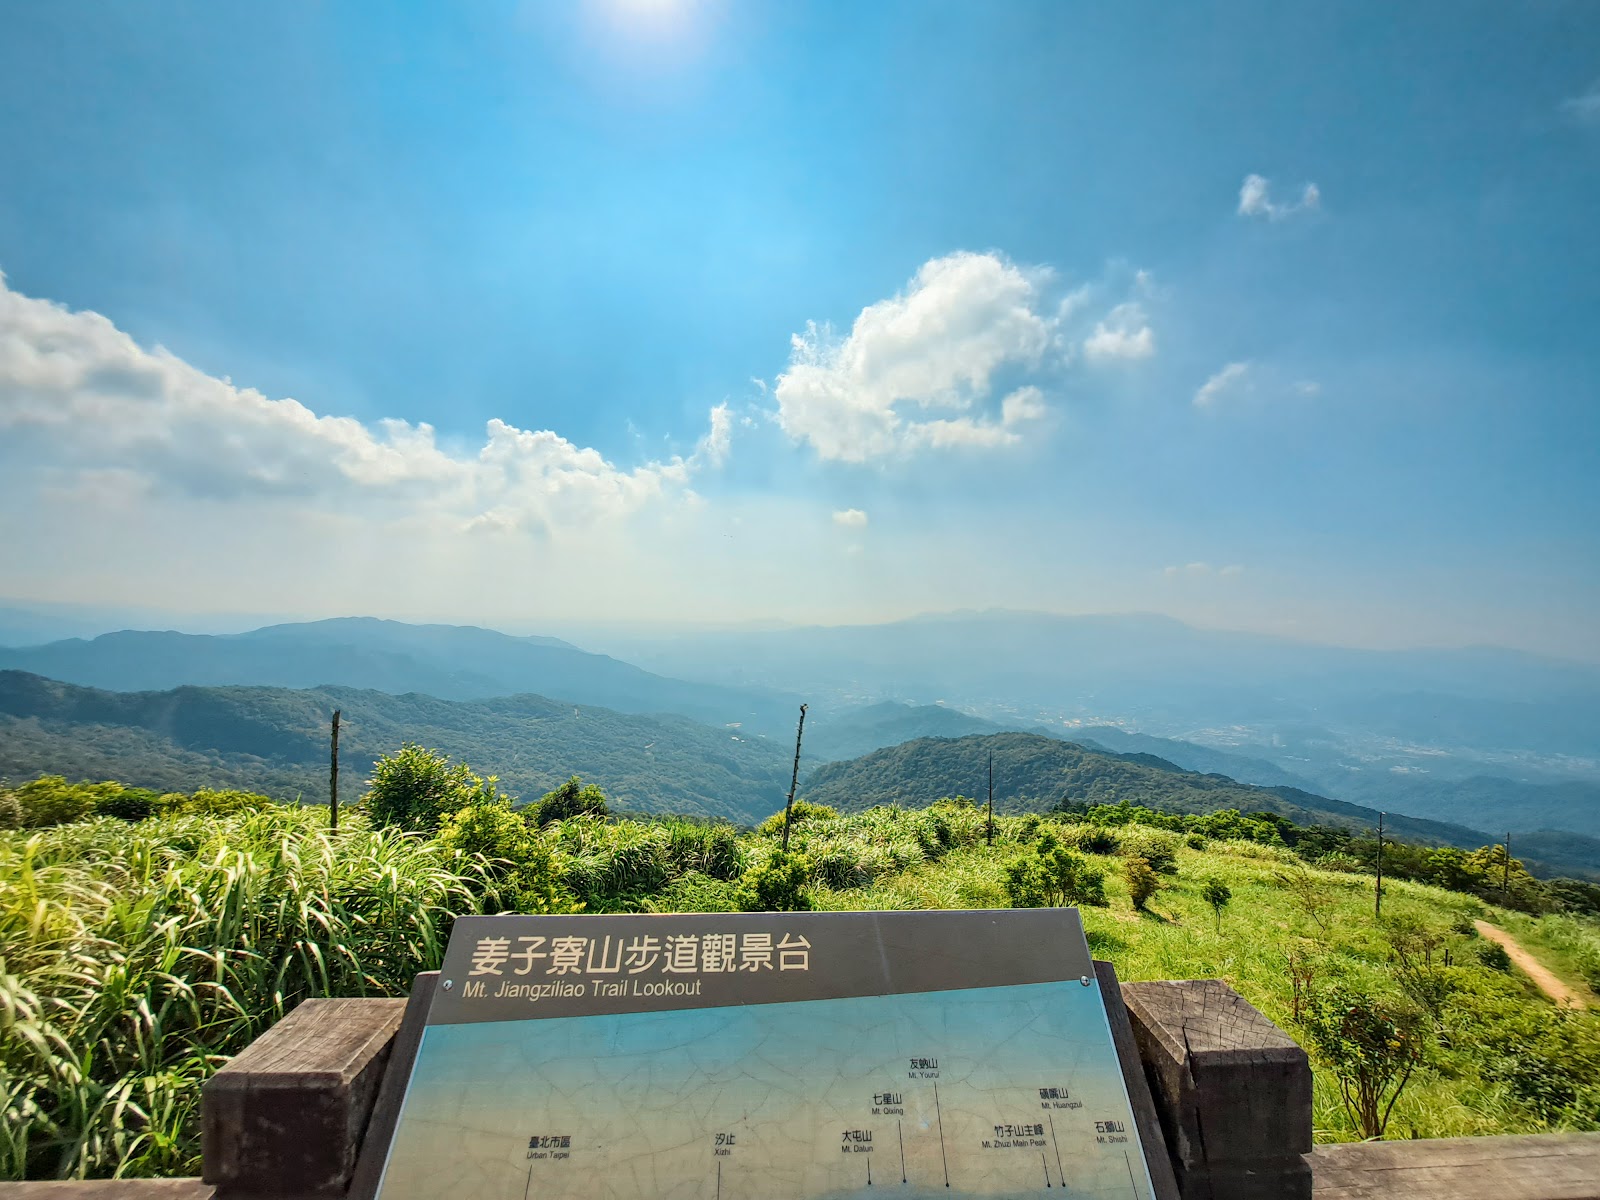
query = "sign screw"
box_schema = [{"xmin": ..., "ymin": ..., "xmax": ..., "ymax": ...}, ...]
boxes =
[
  {"xmin": 442, "ymin": 979, "xmax": 454, "ymax": 991},
  {"xmin": 1079, "ymin": 976, "xmax": 1091, "ymax": 986}
]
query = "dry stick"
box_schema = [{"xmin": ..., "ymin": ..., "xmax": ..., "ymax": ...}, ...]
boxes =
[
  {"xmin": 986, "ymin": 750, "xmax": 994, "ymax": 847},
  {"xmin": 330, "ymin": 709, "xmax": 341, "ymax": 834},
  {"xmin": 1374, "ymin": 811, "xmax": 1385, "ymax": 919},
  {"xmin": 780, "ymin": 704, "xmax": 808, "ymax": 854},
  {"xmin": 1503, "ymin": 832, "xmax": 1512, "ymax": 907}
]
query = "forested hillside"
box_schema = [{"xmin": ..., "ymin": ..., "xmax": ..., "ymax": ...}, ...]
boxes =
[
  {"xmin": 0, "ymin": 671, "xmax": 791, "ymax": 821},
  {"xmin": 800, "ymin": 732, "xmax": 1595, "ymax": 870}
]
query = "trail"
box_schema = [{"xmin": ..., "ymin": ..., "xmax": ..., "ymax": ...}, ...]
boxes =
[{"xmin": 1474, "ymin": 921, "xmax": 1587, "ymax": 1010}]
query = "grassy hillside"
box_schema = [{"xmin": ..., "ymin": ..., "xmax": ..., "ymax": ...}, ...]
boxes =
[
  {"xmin": 5, "ymin": 784, "xmax": 1597, "ymax": 1181},
  {"xmin": 0, "ymin": 671, "xmax": 791, "ymax": 821},
  {"xmin": 801, "ymin": 731, "xmax": 1526, "ymax": 854}
]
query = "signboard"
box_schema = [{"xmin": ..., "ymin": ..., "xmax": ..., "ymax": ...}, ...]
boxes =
[{"xmin": 372, "ymin": 909, "xmax": 1162, "ymax": 1200}]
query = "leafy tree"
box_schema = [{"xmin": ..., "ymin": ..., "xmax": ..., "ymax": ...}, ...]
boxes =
[
  {"xmin": 1125, "ymin": 857, "xmax": 1161, "ymax": 911},
  {"xmin": 737, "ymin": 851, "xmax": 812, "ymax": 912},
  {"xmin": 529, "ymin": 775, "xmax": 609, "ymax": 827},
  {"xmin": 363, "ymin": 744, "xmax": 486, "ymax": 833},
  {"xmin": 1004, "ymin": 833, "xmax": 1108, "ymax": 909},
  {"xmin": 1302, "ymin": 988, "xmax": 1426, "ymax": 1139},
  {"xmin": 1201, "ymin": 876, "xmax": 1232, "ymax": 932}
]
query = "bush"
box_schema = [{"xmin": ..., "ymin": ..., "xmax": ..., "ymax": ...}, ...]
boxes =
[
  {"xmin": 1185, "ymin": 832, "xmax": 1207, "ymax": 850},
  {"xmin": 6, "ymin": 776, "xmax": 100, "ymax": 828},
  {"xmin": 661, "ymin": 819, "xmax": 742, "ymax": 880},
  {"xmin": 437, "ymin": 800, "xmax": 579, "ymax": 915},
  {"xmin": 530, "ymin": 776, "xmax": 608, "ymax": 827},
  {"xmin": 650, "ymin": 871, "xmax": 743, "ymax": 913},
  {"xmin": 1302, "ymin": 988, "xmax": 1427, "ymax": 1139},
  {"xmin": 364, "ymin": 744, "xmax": 488, "ymax": 833},
  {"xmin": 1120, "ymin": 828, "xmax": 1180, "ymax": 875},
  {"xmin": 755, "ymin": 800, "xmax": 839, "ymax": 839},
  {"xmin": 737, "ymin": 851, "xmax": 812, "ymax": 911},
  {"xmin": 1201, "ymin": 876, "xmax": 1232, "ymax": 931},
  {"xmin": 1125, "ymin": 857, "xmax": 1161, "ymax": 911},
  {"xmin": 1004, "ymin": 834, "xmax": 1108, "ymax": 909},
  {"xmin": 1477, "ymin": 942, "xmax": 1512, "ymax": 972},
  {"xmin": 1067, "ymin": 824, "xmax": 1121, "ymax": 855},
  {"xmin": 180, "ymin": 788, "xmax": 274, "ymax": 817}
]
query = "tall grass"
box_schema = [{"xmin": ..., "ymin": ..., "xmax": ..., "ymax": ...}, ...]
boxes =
[
  {"xmin": 0, "ymin": 808, "xmax": 483, "ymax": 1180},
  {"xmin": 5, "ymin": 796, "xmax": 1598, "ymax": 1178}
]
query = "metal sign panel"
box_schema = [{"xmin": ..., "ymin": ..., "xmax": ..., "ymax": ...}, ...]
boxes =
[{"xmin": 374, "ymin": 909, "xmax": 1161, "ymax": 1200}]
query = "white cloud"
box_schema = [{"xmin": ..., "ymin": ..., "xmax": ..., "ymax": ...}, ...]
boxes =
[
  {"xmin": 1082, "ymin": 303, "xmax": 1155, "ymax": 363},
  {"xmin": 1194, "ymin": 362, "xmax": 1252, "ymax": 408},
  {"xmin": 773, "ymin": 251, "xmax": 1056, "ymax": 463},
  {"xmin": 1563, "ymin": 82, "xmax": 1600, "ymax": 123},
  {"xmin": 0, "ymin": 270, "xmax": 721, "ymax": 534},
  {"xmin": 1237, "ymin": 174, "xmax": 1321, "ymax": 221},
  {"xmin": 697, "ymin": 402, "xmax": 733, "ymax": 467},
  {"xmin": 832, "ymin": 508, "xmax": 869, "ymax": 527}
]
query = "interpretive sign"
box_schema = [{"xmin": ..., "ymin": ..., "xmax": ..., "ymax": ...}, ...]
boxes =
[{"xmin": 372, "ymin": 909, "xmax": 1163, "ymax": 1199}]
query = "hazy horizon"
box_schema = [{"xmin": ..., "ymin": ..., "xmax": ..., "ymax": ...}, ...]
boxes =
[
  {"xmin": 2, "ymin": 3, "xmax": 1597, "ymax": 660},
  {"xmin": 4, "ymin": 596, "xmax": 1600, "ymax": 668}
]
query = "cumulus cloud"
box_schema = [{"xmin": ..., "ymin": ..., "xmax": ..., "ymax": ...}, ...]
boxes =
[
  {"xmin": 1194, "ymin": 362, "xmax": 1252, "ymax": 408},
  {"xmin": 1238, "ymin": 174, "xmax": 1320, "ymax": 220},
  {"xmin": 1082, "ymin": 303, "xmax": 1155, "ymax": 363},
  {"xmin": 832, "ymin": 508, "xmax": 869, "ymax": 527},
  {"xmin": 1563, "ymin": 82, "xmax": 1600, "ymax": 123},
  {"xmin": 773, "ymin": 252, "xmax": 1060, "ymax": 463},
  {"xmin": 0, "ymin": 271, "xmax": 722, "ymax": 534}
]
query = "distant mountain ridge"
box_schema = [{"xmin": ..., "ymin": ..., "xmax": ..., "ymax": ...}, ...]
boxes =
[
  {"xmin": 0, "ymin": 618, "xmax": 801, "ymax": 737},
  {"xmin": 799, "ymin": 732, "xmax": 1600, "ymax": 879},
  {"xmin": 0, "ymin": 670, "xmax": 793, "ymax": 822}
]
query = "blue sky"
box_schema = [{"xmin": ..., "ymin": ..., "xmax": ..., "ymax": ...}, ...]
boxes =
[{"xmin": 1, "ymin": 1, "xmax": 1597, "ymax": 656}]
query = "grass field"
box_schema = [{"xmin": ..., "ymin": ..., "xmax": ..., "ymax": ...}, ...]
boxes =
[{"xmin": 2, "ymin": 791, "xmax": 1598, "ymax": 1180}]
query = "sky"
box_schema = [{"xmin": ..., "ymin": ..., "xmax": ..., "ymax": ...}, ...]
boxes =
[{"xmin": 1, "ymin": 1, "xmax": 1598, "ymax": 657}]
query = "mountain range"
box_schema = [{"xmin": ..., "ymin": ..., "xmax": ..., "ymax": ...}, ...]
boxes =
[
  {"xmin": 2, "ymin": 611, "xmax": 1597, "ymax": 851},
  {"xmin": 4, "ymin": 669, "xmax": 1597, "ymax": 880}
]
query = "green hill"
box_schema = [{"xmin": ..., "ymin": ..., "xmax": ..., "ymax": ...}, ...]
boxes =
[
  {"xmin": 0, "ymin": 670, "xmax": 791, "ymax": 821},
  {"xmin": 800, "ymin": 731, "xmax": 1568, "ymax": 862}
]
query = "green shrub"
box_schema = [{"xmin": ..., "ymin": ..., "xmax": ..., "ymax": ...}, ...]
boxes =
[
  {"xmin": 1125, "ymin": 857, "xmax": 1161, "ymax": 911},
  {"xmin": 1201, "ymin": 876, "xmax": 1232, "ymax": 931},
  {"xmin": 180, "ymin": 788, "xmax": 274, "ymax": 817},
  {"xmin": 7, "ymin": 776, "xmax": 100, "ymax": 828},
  {"xmin": 530, "ymin": 776, "xmax": 609, "ymax": 827},
  {"xmin": 1120, "ymin": 828, "xmax": 1180, "ymax": 875},
  {"xmin": 1068, "ymin": 824, "xmax": 1121, "ymax": 855},
  {"xmin": 649, "ymin": 871, "xmax": 743, "ymax": 913},
  {"xmin": 437, "ymin": 800, "xmax": 579, "ymax": 915},
  {"xmin": 363, "ymin": 744, "xmax": 488, "ymax": 833},
  {"xmin": 1185, "ymin": 832, "xmax": 1207, "ymax": 850},
  {"xmin": 659, "ymin": 819, "xmax": 742, "ymax": 880},
  {"xmin": 1477, "ymin": 942, "xmax": 1512, "ymax": 972},
  {"xmin": 755, "ymin": 800, "xmax": 838, "ymax": 839},
  {"xmin": 1004, "ymin": 834, "xmax": 1108, "ymax": 909},
  {"xmin": 1302, "ymin": 988, "xmax": 1427, "ymax": 1139},
  {"xmin": 554, "ymin": 818, "xmax": 672, "ymax": 911},
  {"xmin": 737, "ymin": 851, "xmax": 812, "ymax": 911}
]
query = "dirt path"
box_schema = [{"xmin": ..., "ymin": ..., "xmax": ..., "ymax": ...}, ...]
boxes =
[{"xmin": 1474, "ymin": 920, "xmax": 1587, "ymax": 1010}]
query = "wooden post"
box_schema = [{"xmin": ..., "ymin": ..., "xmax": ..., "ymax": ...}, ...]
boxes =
[
  {"xmin": 1375, "ymin": 811, "xmax": 1385, "ymax": 919},
  {"xmin": 780, "ymin": 704, "xmax": 807, "ymax": 854},
  {"xmin": 986, "ymin": 750, "xmax": 994, "ymax": 847},
  {"xmin": 330, "ymin": 709, "xmax": 341, "ymax": 834},
  {"xmin": 1503, "ymin": 832, "xmax": 1512, "ymax": 907}
]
